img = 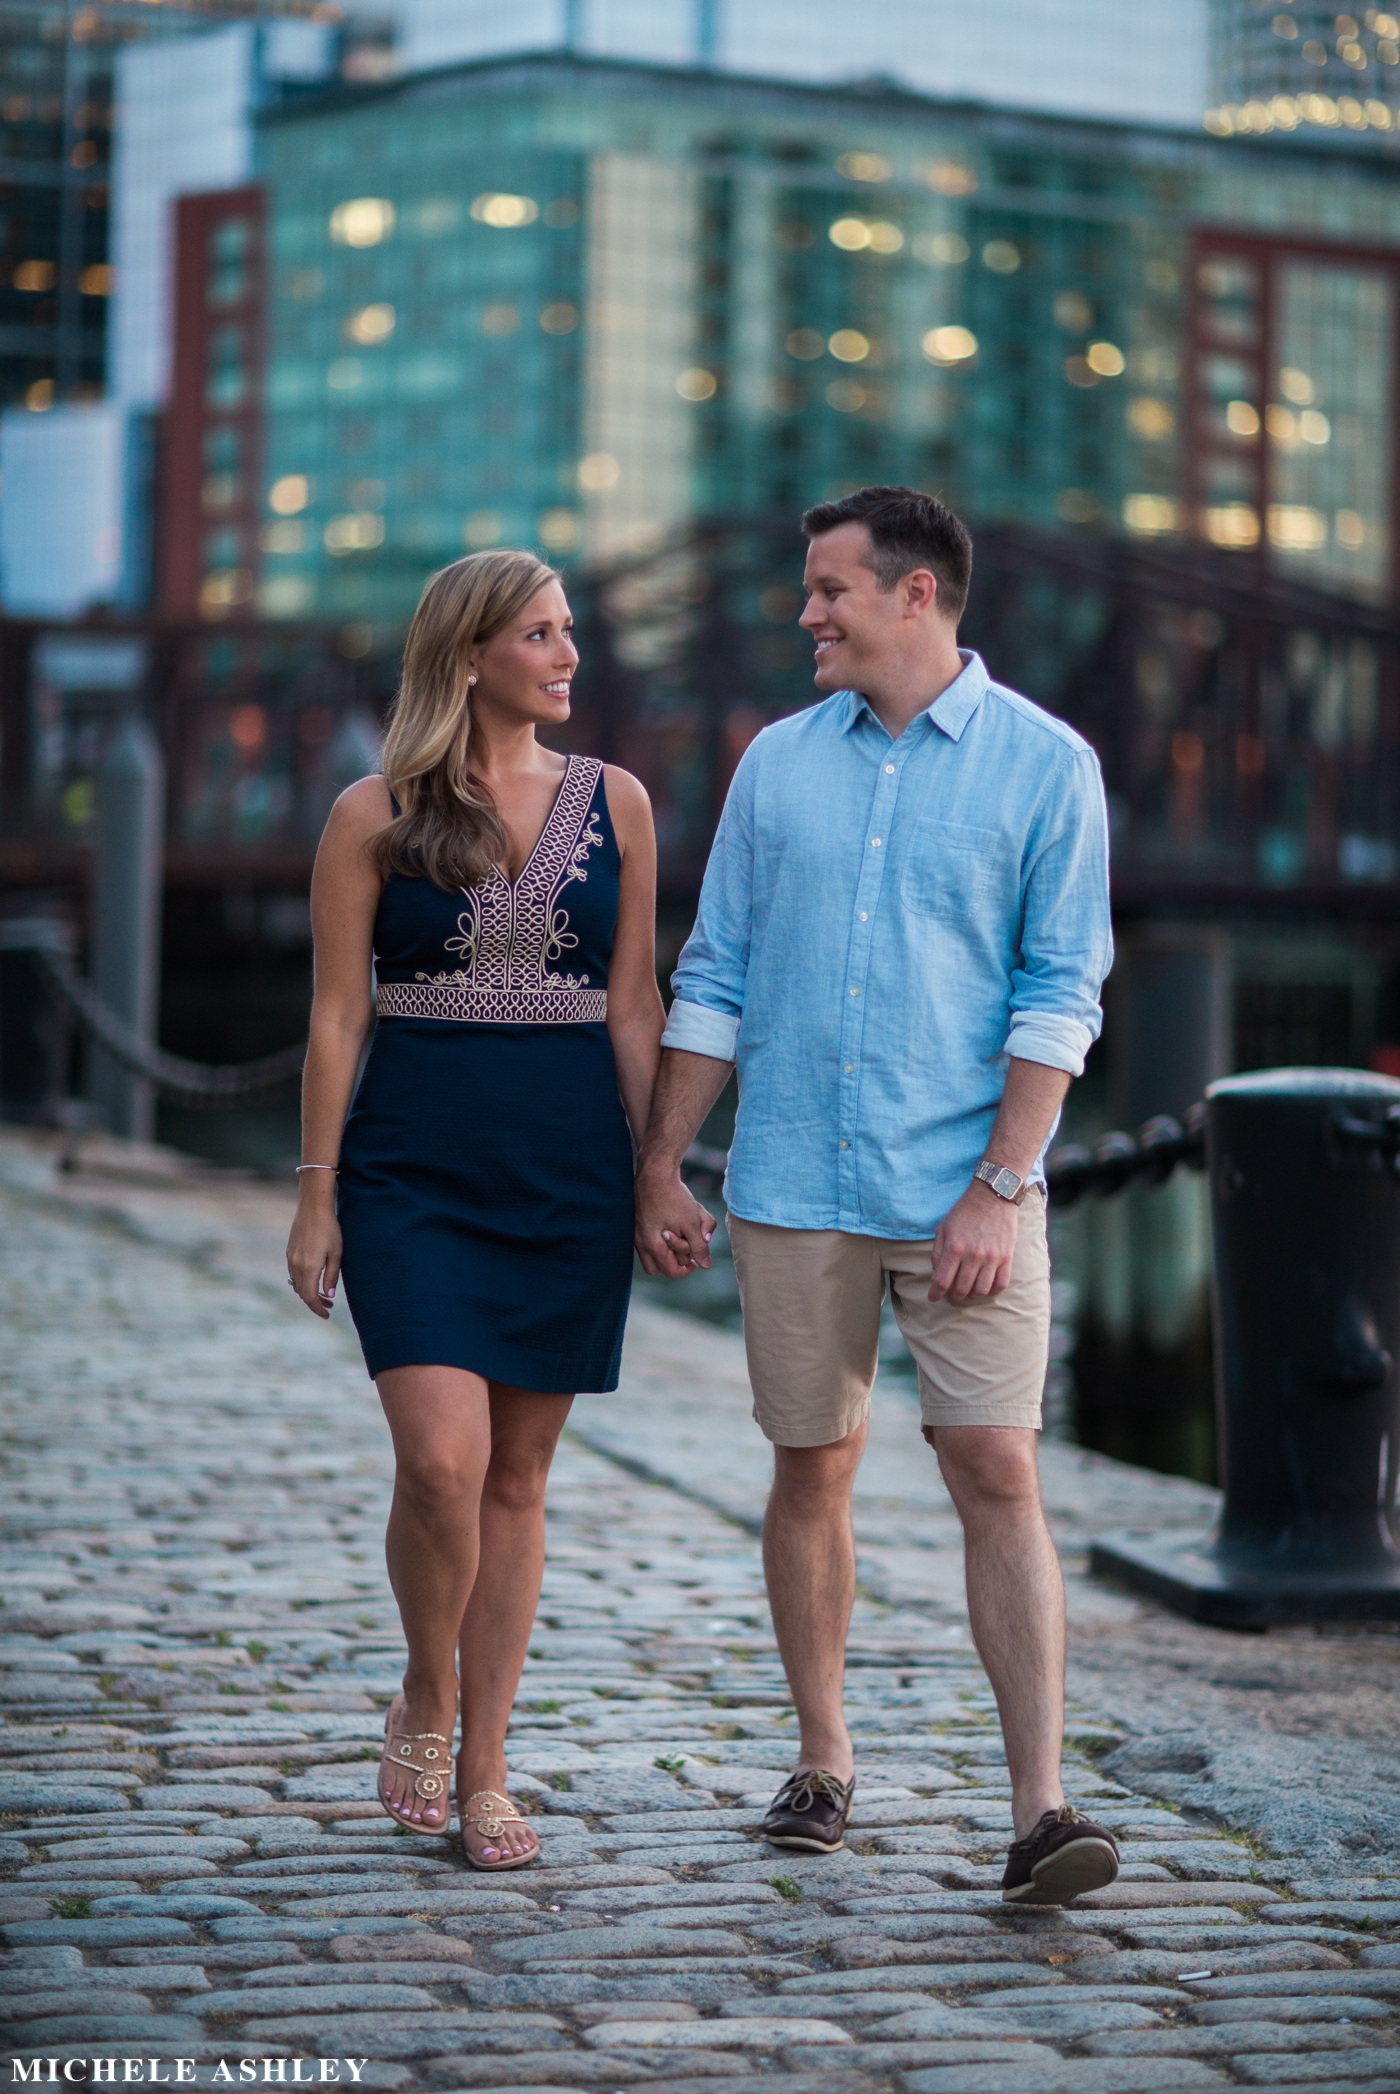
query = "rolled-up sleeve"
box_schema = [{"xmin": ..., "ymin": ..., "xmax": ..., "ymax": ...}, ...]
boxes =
[
  {"xmin": 1005, "ymin": 745, "xmax": 1113, "ymax": 1076},
  {"xmin": 662, "ymin": 740, "xmax": 758, "ymax": 1062}
]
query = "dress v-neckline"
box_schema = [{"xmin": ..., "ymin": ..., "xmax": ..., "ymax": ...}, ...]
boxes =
[{"xmin": 493, "ymin": 755, "xmax": 576, "ymax": 890}]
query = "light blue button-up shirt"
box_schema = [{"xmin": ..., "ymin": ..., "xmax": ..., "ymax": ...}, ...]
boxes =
[{"xmin": 661, "ymin": 651, "xmax": 1113, "ymax": 1238}]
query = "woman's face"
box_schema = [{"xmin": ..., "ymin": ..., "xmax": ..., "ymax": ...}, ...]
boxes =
[{"xmin": 470, "ymin": 580, "xmax": 578, "ymax": 729}]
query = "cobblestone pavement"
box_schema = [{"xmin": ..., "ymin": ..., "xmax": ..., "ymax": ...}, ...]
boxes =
[{"xmin": 3, "ymin": 1141, "xmax": 1400, "ymax": 2091}]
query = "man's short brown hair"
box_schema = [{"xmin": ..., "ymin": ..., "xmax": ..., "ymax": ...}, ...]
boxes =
[{"xmin": 801, "ymin": 485, "xmax": 973, "ymax": 623}]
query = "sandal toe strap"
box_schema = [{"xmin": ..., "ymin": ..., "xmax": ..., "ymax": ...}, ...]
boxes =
[
  {"xmin": 383, "ymin": 1731, "xmax": 450, "ymax": 1801},
  {"xmin": 463, "ymin": 1789, "xmax": 528, "ymax": 1838}
]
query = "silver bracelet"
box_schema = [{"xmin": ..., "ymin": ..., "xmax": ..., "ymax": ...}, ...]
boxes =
[{"xmin": 295, "ymin": 1164, "xmax": 339, "ymax": 1174}]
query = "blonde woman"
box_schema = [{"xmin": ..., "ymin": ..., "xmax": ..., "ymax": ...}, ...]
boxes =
[{"xmin": 286, "ymin": 551, "xmax": 664, "ymax": 1869}]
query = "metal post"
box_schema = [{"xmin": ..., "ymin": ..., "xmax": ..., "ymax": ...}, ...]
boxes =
[
  {"xmin": 89, "ymin": 712, "xmax": 165, "ymax": 1141},
  {"xmin": 1078, "ymin": 929, "xmax": 1232, "ymax": 1466},
  {"xmin": 1092, "ymin": 1068, "xmax": 1400, "ymax": 1624}
]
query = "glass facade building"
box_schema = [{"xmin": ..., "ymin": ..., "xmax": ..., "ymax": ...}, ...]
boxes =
[
  {"xmin": 1209, "ymin": 0, "xmax": 1400, "ymax": 143},
  {"xmin": 246, "ymin": 55, "xmax": 1400, "ymax": 636}
]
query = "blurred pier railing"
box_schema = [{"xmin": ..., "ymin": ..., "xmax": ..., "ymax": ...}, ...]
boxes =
[{"xmin": 4, "ymin": 519, "xmax": 1400, "ymax": 921}]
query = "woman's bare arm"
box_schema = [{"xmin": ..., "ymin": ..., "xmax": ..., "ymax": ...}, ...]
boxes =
[
  {"xmin": 602, "ymin": 765, "xmax": 666, "ymax": 1146},
  {"xmin": 285, "ymin": 776, "xmax": 389, "ymax": 1316}
]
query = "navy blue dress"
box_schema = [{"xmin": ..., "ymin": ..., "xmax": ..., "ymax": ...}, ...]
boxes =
[{"xmin": 338, "ymin": 756, "xmax": 635, "ymax": 1392}]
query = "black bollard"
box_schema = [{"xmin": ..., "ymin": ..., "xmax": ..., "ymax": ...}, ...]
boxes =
[{"xmin": 1090, "ymin": 1068, "xmax": 1400, "ymax": 1625}]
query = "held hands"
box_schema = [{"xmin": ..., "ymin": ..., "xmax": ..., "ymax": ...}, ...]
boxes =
[
  {"xmin": 286, "ymin": 1181, "xmax": 343, "ymax": 1318},
  {"xmin": 928, "ymin": 1178, "xmax": 1019, "ymax": 1303},
  {"xmin": 635, "ymin": 1164, "xmax": 716, "ymax": 1279}
]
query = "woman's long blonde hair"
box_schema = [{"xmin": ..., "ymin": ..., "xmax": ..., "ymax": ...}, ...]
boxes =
[{"xmin": 371, "ymin": 549, "xmax": 561, "ymax": 891}]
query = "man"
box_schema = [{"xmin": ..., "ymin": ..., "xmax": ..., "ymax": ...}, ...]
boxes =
[{"xmin": 635, "ymin": 485, "xmax": 1118, "ymax": 1905}]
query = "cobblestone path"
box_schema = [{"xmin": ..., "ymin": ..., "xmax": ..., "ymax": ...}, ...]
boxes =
[{"xmin": 3, "ymin": 1177, "xmax": 1400, "ymax": 2091}]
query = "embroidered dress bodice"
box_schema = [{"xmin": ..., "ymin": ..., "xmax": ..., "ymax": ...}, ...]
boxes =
[{"xmin": 373, "ymin": 755, "xmax": 617, "ymax": 1027}]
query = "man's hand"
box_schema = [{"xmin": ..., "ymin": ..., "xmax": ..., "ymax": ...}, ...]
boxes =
[
  {"xmin": 928, "ymin": 1180, "xmax": 1020, "ymax": 1303},
  {"xmin": 635, "ymin": 1164, "xmax": 716, "ymax": 1278}
]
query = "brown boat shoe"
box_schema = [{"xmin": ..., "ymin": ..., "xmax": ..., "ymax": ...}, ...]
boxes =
[
  {"xmin": 762, "ymin": 1768, "xmax": 855, "ymax": 1853},
  {"xmin": 1001, "ymin": 1803, "xmax": 1120, "ymax": 1904}
]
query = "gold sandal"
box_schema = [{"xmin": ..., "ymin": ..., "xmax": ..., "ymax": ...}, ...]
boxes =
[
  {"xmin": 377, "ymin": 1696, "xmax": 451, "ymax": 1834},
  {"xmin": 461, "ymin": 1788, "xmax": 539, "ymax": 1872}
]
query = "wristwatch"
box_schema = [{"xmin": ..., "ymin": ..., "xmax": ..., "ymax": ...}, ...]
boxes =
[{"xmin": 973, "ymin": 1160, "xmax": 1029, "ymax": 1206}]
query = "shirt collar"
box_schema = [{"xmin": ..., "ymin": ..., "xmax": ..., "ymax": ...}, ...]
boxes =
[{"xmin": 839, "ymin": 649, "xmax": 989, "ymax": 743}]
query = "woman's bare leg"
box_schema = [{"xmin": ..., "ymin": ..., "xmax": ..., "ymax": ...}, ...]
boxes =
[
  {"xmin": 375, "ymin": 1364, "xmax": 491, "ymax": 1829},
  {"xmin": 458, "ymin": 1384, "xmax": 573, "ymax": 1862}
]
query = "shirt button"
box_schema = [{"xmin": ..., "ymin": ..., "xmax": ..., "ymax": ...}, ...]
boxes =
[
  {"xmin": 884, "ymin": 763, "xmax": 895, "ymax": 774},
  {"xmin": 844, "ymin": 1062, "xmax": 854, "ymax": 1073},
  {"xmin": 871, "ymin": 836, "xmax": 882, "ymax": 848},
  {"xmin": 849, "ymin": 985, "xmax": 859, "ymax": 997},
  {"xmin": 839, "ymin": 1138, "xmax": 850, "ymax": 1150},
  {"xmin": 858, "ymin": 910, "xmax": 868, "ymax": 922}
]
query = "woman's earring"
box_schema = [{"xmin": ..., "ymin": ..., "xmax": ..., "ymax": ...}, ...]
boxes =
[{"xmin": 467, "ymin": 675, "xmax": 477, "ymax": 688}]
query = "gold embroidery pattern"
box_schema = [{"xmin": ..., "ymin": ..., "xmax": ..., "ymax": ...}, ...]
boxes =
[{"xmin": 376, "ymin": 756, "xmax": 609, "ymax": 1027}]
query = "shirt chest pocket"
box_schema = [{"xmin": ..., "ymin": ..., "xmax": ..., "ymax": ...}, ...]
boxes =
[{"xmin": 899, "ymin": 817, "xmax": 1010, "ymax": 920}]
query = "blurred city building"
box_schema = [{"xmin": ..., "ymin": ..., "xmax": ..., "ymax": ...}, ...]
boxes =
[
  {"xmin": 1, "ymin": 15, "xmax": 1399, "ymax": 1077},
  {"xmin": 384, "ymin": 0, "xmax": 1209, "ymax": 127},
  {"xmin": 1209, "ymin": 0, "xmax": 1400, "ymax": 145},
  {"xmin": 219, "ymin": 53, "xmax": 1400, "ymax": 640}
]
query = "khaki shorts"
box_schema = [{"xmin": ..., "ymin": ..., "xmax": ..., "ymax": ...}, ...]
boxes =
[{"xmin": 727, "ymin": 1191, "xmax": 1050, "ymax": 1447}]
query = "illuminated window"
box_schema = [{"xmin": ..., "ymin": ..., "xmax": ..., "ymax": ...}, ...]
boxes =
[
  {"xmin": 834, "ymin": 151, "xmax": 890, "ymax": 182},
  {"xmin": 538, "ymin": 508, "xmax": 579, "ymax": 548},
  {"xmin": 1129, "ymin": 398, "xmax": 1175, "ymax": 440},
  {"xmin": 922, "ymin": 159, "xmax": 977, "ymax": 196},
  {"xmin": 470, "ymin": 193, "xmax": 539, "ymax": 229},
  {"xmin": 324, "ymin": 512, "xmax": 385, "ymax": 553},
  {"xmin": 329, "ymin": 198, "xmax": 395, "ymax": 247},
  {"xmin": 1124, "ymin": 494, "xmax": 1182, "ymax": 534},
  {"xmin": 786, "ymin": 328, "xmax": 825, "ymax": 360},
  {"xmin": 922, "ymin": 325, "xmax": 977, "ymax": 364},
  {"xmin": 1202, "ymin": 503, "xmax": 1261, "ymax": 548},
  {"xmin": 540, "ymin": 302, "xmax": 578, "ymax": 334},
  {"xmin": 578, "ymin": 453, "xmax": 620, "ymax": 491},
  {"xmin": 828, "ymin": 330, "xmax": 870, "ymax": 363},
  {"xmin": 1267, "ymin": 504, "xmax": 1328, "ymax": 549},
  {"xmin": 345, "ymin": 303, "xmax": 395, "ymax": 345},
  {"xmin": 480, "ymin": 304, "xmax": 519, "ymax": 337},
  {"xmin": 676, "ymin": 368, "xmax": 718, "ymax": 401},
  {"xmin": 982, "ymin": 241, "xmax": 1020, "ymax": 275},
  {"xmin": 269, "ymin": 475, "xmax": 311, "ymax": 515}
]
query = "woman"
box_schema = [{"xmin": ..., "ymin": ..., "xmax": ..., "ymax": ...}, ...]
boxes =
[{"xmin": 286, "ymin": 550, "xmax": 664, "ymax": 1869}]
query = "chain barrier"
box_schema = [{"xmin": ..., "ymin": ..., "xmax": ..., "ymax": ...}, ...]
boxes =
[
  {"xmin": 1042, "ymin": 1105, "xmax": 1207, "ymax": 1205},
  {"xmin": 33, "ymin": 948, "xmax": 306, "ymax": 1109}
]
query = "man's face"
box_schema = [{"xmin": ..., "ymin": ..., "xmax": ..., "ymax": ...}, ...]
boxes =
[{"xmin": 799, "ymin": 522, "xmax": 909, "ymax": 693}]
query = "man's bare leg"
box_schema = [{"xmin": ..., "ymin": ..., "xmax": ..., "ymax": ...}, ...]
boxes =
[
  {"xmin": 762, "ymin": 1421, "xmax": 868, "ymax": 1781},
  {"xmin": 930, "ymin": 1423, "xmax": 1065, "ymax": 1839}
]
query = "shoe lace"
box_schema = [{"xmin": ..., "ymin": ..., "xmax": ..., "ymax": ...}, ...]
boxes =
[
  {"xmin": 1010, "ymin": 1803, "xmax": 1087, "ymax": 1855},
  {"xmin": 778, "ymin": 1769, "xmax": 849, "ymax": 1812}
]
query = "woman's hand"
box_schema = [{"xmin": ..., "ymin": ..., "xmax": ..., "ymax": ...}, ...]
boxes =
[{"xmin": 286, "ymin": 1182, "xmax": 343, "ymax": 1318}]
